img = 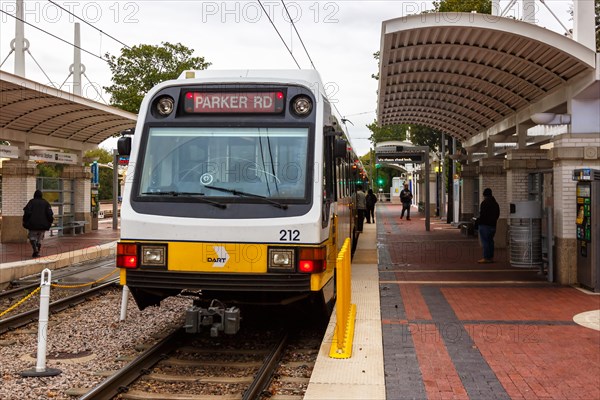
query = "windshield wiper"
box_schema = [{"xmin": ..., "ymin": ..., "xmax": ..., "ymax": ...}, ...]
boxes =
[
  {"xmin": 203, "ymin": 185, "xmax": 288, "ymax": 209},
  {"xmin": 141, "ymin": 191, "xmax": 226, "ymax": 209}
]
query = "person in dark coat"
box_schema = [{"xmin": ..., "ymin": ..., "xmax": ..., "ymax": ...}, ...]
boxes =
[
  {"xmin": 399, "ymin": 183, "xmax": 413, "ymax": 220},
  {"xmin": 476, "ymin": 188, "xmax": 500, "ymax": 263},
  {"xmin": 23, "ymin": 190, "xmax": 54, "ymax": 258},
  {"xmin": 365, "ymin": 189, "xmax": 378, "ymax": 223}
]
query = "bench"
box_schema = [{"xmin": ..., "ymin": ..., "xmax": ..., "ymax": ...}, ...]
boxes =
[
  {"xmin": 459, "ymin": 221, "xmax": 476, "ymax": 237},
  {"xmin": 63, "ymin": 221, "xmax": 87, "ymax": 235},
  {"xmin": 49, "ymin": 221, "xmax": 87, "ymax": 236},
  {"xmin": 49, "ymin": 225, "xmax": 63, "ymax": 237}
]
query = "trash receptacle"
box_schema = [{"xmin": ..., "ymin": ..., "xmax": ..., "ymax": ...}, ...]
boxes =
[{"xmin": 509, "ymin": 201, "xmax": 542, "ymax": 267}]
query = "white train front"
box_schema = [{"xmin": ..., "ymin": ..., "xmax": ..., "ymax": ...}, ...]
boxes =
[{"xmin": 116, "ymin": 70, "xmax": 363, "ymax": 328}]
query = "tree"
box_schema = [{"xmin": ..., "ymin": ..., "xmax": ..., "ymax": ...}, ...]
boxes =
[
  {"xmin": 84, "ymin": 148, "xmax": 113, "ymax": 164},
  {"xmin": 104, "ymin": 42, "xmax": 211, "ymax": 114},
  {"xmin": 432, "ymin": 0, "xmax": 491, "ymax": 13},
  {"xmin": 367, "ymin": 121, "xmax": 409, "ymax": 144}
]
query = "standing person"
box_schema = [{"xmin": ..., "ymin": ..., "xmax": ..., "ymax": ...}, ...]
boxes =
[
  {"xmin": 399, "ymin": 183, "xmax": 413, "ymax": 220},
  {"xmin": 476, "ymin": 188, "xmax": 500, "ymax": 264},
  {"xmin": 365, "ymin": 188, "xmax": 378, "ymax": 223},
  {"xmin": 23, "ymin": 190, "xmax": 54, "ymax": 258},
  {"xmin": 354, "ymin": 185, "xmax": 367, "ymax": 232}
]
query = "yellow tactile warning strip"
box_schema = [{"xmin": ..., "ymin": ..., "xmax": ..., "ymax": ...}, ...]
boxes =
[
  {"xmin": 351, "ymin": 249, "xmax": 378, "ymax": 264},
  {"xmin": 573, "ymin": 310, "xmax": 600, "ymax": 331},
  {"xmin": 304, "ymin": 222, "xmax": 386, "ymax": 400}
]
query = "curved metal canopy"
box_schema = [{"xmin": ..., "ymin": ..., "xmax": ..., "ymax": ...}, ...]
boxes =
[
  {"xmin": 0, "ymin": 70, "xmax": 136, "ymax": 149},
  {"xmin": 378, "ymin": 13, "xmax": 597, "ymax": 143}
]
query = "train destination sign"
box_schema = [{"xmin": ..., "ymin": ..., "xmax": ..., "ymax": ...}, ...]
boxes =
[{"xmin": 184, "ymin": 92, "xmax": 285, "ymax": 114}]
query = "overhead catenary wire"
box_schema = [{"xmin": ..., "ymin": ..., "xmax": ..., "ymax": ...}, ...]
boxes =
[
  {"xmin": 45, "ymin": 0, "xmax": 131, "ymax": 50},
  {"xmin": 257, "ymin": 0, "xmax": 301, "ymax": 69},
  {"xmin": 257, "ymin": 2, "xmax": 366, "ymax": 152},
  {"xmin": 281, "ymin": 0, "xmax": 316, "ymax": 70}
]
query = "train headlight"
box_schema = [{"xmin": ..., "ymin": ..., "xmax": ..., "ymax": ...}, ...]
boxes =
[
  {"xmin": 156, "ymin": 96, "xmax": 175, "ymax": 116},
  {"xmin": 141, "ymin": 244, "xmax": 167, "ymax": 267},
  {"xmin": 268, "ymin": 248, "xmax": 295, "ymax": 272},
  {"xmin": 291, "ymin": 96, "xmax": 312, "ymax": 117}
]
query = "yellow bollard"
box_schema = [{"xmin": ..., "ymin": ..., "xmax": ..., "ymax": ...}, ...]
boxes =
[{"xmin": 329, "ymin": 239, "xmax": 356, "ymax": 359}]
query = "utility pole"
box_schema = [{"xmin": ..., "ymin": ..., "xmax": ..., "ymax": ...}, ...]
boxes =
[{"xmin": 13, "ymin": 0, "xmax": 26, "ymax": 76}]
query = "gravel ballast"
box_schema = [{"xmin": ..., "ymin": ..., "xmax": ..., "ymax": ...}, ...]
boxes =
[{"xmin": 0, "ymin": 288, "xmax": 190, "ymax": 400}]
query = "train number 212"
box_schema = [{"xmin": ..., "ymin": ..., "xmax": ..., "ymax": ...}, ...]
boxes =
[{"xmin": 279, "ymin": 229, "xmax": 300, "ymax": 241}]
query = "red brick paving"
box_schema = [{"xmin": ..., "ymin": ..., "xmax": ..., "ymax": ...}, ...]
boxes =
[
  {"xmin": 401, "ymin": 283, "xmax": 433, "ymax": 320},
  {"xmin": 442, "ymin": 287, "xmax": 600, "ymax": 321},
  {"xmin": 379, "ymin": 203, "xmax": 600, "ymax": 400},
  {"xmin": 412, "ymin": 324, "xmax": 469, "ymax": 400},
  {"xmin": 469, "ymin": 325, "xmax": 600, "ymax": 399}
]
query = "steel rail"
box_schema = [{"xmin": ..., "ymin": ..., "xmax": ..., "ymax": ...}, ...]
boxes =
[
  {"xmin": 243, "ymin": 331, "xmax": 289, "ymax": 400},
  {"xmin": 0, "ymin": 279, "xmax": 118, "ymax": 334},
  {"xmin": 0, "ymin": 260, "xmax": 115, "ymax": 302},
  {"xmin": 79, "ymin": 329, "xmax": 185, "ymax": 400},
  {"xmin": 81, "ymin": 329, "xmax": 289, "ymax": 400}
]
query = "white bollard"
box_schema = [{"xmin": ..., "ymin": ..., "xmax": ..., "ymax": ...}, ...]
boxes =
[
  {"xmin": 119, "ymin": 285, "xmax": 130, "ymax": 321},
  {"xmin": 21, "ymin": 269, "xmax": 61, "ymax": 377}
]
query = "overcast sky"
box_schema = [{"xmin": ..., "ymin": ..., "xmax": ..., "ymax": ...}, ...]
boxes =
[{"xmin": 0, "ymin": 0, "xmax": 574, "ymax": 156}]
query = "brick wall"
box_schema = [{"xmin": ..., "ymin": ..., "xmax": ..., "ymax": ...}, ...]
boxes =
[
  {"xmin": 550, "ymin": 133, "xmax": 599, "ymax": 285},
  {"xmin": 550, "ymin": 134, "xmax": 600, "ymax": 240},
  {"xmin": 505, "ymin": 149, "xmax": 552, "ymax": 203},
  {"xmin": 0, "ymin": 160, "xmax": 37, "ymax": 216}
]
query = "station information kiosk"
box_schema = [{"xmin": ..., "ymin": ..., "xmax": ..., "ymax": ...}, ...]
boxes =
[{"xmin": 573, "ymin": 168, "xmax": 600, "ymax": 292}]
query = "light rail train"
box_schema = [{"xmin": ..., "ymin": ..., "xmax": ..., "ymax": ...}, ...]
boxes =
[{"xmin": 116, "ymin": 70, "xmax": 365, "ymax": 332}]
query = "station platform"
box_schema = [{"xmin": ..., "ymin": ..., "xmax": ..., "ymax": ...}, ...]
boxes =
[
  {"xmin": 0, "ymin": 219, "xmax": 119, "ymax": 288},
  {"xmin": 306, "ymin": 203, "xmax": 600, "ymax": 400}
]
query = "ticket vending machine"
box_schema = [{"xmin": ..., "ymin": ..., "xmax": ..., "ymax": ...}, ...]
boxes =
[{"xmin": 573, "ymin": 169, "xmax": 600, "ymax": 292}]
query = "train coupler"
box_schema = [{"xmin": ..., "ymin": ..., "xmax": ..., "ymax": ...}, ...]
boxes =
[{"xmin": 183, "ymin": 300, "xmax": 240, "ymax": 336}]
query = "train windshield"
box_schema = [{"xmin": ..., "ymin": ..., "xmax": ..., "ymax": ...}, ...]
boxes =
[{"xmin": 138, "ymin": 127, "xmax": 309, "ymax": 199}]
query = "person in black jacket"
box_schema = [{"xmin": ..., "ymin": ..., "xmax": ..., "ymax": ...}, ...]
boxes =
[
  {"xmin": 399, "ymin": 183, "xmax": 413, "ymax": 220},
  {"xmin": 365, "ymin": 189, "xmax": 378, "ymax": 223},
  {"xmin": 23, "ymin": 190, "xmax": 54, "ymax": 258},
  {"xmin": 476, "ymin": 188, "xmax": 500, "ymax": 263}
]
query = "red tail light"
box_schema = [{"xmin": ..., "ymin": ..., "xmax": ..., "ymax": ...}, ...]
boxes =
[
  {"xmin": 117, "ymin": 242, "xmax": 138, "ymax": 269},
  {"xmin": 298, "ymin": 247, "xmax": 327, "ymax": 273}
]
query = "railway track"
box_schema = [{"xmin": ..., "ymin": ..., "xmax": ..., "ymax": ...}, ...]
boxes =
[
  {"xmin": 0, "ymin": 259, "xmax": 115, "ymax": 303},
  {"xmin": 0, "ymin": 279, "xmax": 118, "ymax": 334},
  {"xmin": 80, "ymin": 328, "xmax": 290, "ymax": 400}
]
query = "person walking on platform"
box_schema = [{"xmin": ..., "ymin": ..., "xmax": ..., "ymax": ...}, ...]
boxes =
[
  {"xmin": 476, "ymin": 188, "xmax": 500, "ymax": 264},
  {"xmin": 399, "ymin": 183, "xmax": 413, "ymax": 220},
  {"xmin": 23, "ymin": 190, "xmax": 54, "ymax": 258},
  {"xmin": 354, "ymin": 185, "xmax": 367, "ymax": 232},
  {"xmin": 365, "ymin": 188, "xmax": 378, "ymax": 223}
]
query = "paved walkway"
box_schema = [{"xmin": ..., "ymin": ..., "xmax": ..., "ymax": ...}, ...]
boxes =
[
  {"xmin": 377, "ymin": 203, "xmax": 600, "ymax": 400},
  {"xmin": 0, "ymin": 219, "xmax": 119, "ymax": 286}
]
